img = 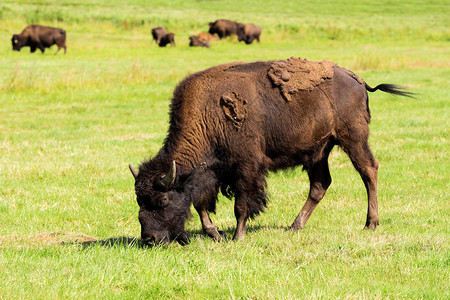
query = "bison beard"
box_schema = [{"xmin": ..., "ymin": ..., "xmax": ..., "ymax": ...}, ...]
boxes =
[{"xmin": 130, "ymin": 58, "xmax": 414, "ymax": 246}]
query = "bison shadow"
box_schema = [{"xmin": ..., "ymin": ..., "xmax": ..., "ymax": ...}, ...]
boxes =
[
  {"xmin": 64, "ymin": 236, "xmax": 146, "ymax": 249},
  {"xmin": 189, "ymin": 224, "xmax": 287, "ymax": 241},
  {"xmin": 65, "ymin": 224, "xmax": 286, "ymax": 248}
]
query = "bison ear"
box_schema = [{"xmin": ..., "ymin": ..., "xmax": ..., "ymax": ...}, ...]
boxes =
[
  {"xmin": 129, "ymin": 164, "xmax": 138, "ymax": 180},
  {"xmin": 220, "ymin": 91, "xmax": 247, "ymax": 129},
  {"xmin": 161, "ymin": 160, "xmax": 177, "ymax": 188}
]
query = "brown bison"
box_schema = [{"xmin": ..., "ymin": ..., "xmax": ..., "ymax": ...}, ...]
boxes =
[
  {"xmin": 129, "ymin": 57, "xmax": 413, "ymax": 246},
  {"xmin": 189, "ymin": 35, "xmax": 210, "ymax": 48},
  {"xmin": 208, "ymin": 19, "xmax": 239, "ymax": 39},
  {"xmin": 11, "ymin": 24, "xmax": 66, "ymax": 55},
  {"xmin": 237, "ymin": 23, "xmax": 261, "ymax": 44},
  {"xmin": 151, "ymin": 26, "xmax": 167, "ymax": 44},
  {"xmin": 158, "ymin": 33, "xmax": 175, "ymax": 47},
  {"xmin": 197, "ymin": 32, "xmax": 219, "ymax": 42}
]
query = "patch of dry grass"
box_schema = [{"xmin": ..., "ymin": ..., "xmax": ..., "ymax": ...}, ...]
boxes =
[{"xmin": 0, "ymin": 231, "xmax": 98, "ymax": 249}]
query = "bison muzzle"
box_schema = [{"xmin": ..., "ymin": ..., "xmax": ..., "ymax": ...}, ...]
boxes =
[{"xmin": 130, "ymin": 57, "xmax": 414, "ymax": 245}]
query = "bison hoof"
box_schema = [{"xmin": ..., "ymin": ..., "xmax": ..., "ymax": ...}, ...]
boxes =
[
  {"xmin": 232, "ymin": 231, "xmax": 246, "ymax": 242},
  {"xmin": 288, "ymin": 220, "xmax": 305, "ymax": 231},
  {"xmin": 288, "ymin": 224, "xmax": 302, "ymax": 231},
  {"xmin": 363, "ymin": 220, "xmax": 379, "ymax": 230},
  {"xmin": 204, "ymin": 226, "xmax": 223, "ymax": 241}
]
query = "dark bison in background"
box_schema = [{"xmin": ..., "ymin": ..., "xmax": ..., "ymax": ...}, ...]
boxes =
[
  {"xmin": 237, "ymin": 23, "xmax": 261, "ymax": 44},
  {"xmin": 158, "ymin": 32, "xmax": 175, "ymax": 47},
  {"xmin": 189, "ymin": 35, "xmax": 210, "ymax": 48},
  {"xmin": 11, "ymin": 24, "xmax": 66, "ymax": 55},
  {"xmin": 129, "ymin": 57, "xmax": 414, "ymax": 246},
  {"xmin": 208, "ymin": 19, "xmax": 239, "ymax": 39},
  {"xmin": 151, "ymin": 26, "xmax": 167, "ymax": 44}
]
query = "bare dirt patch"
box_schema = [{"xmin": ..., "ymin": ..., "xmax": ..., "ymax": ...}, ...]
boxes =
[{"xmin": 268, "ymin": 57, "xmax": 335, "ymax": 101}]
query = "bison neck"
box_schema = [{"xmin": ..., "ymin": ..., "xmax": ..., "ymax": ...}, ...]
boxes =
[{"xmin": 160, "ymin": 118, "xmax": 213, "ymax": 175}]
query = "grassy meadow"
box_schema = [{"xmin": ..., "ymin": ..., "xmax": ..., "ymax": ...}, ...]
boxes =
[{"xmin": 0, "ymin": 0, "xmax": 449, "ymax": 298}]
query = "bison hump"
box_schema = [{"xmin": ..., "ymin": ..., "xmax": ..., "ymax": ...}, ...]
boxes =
[{"xmin": 268, "ymin": 57, "xmax": 336, "ymax": 102}]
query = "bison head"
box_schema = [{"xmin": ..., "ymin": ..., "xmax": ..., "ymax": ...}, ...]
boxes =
[
  {"xmin": 11, "ymin": 34, "xmax": 23, "ymax": 51},
  {"xmin": 236, "ymin": 25, "xmax": 249, "ymax": 44},
  {"xmin": 129, "ymin": 160, "xmax": 191, "ymax": 246},
  {"xmin": 208, "ymin": 23, "xmax": 217, "ymax": 36}
]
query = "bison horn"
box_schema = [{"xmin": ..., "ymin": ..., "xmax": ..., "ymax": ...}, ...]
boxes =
[
  {"xmin": 129, "ymin": 164, "xmax": 138, "ymax": 179},
  {"xmin": 161, "ymin": 160, "xmax": 176, "ymax": 188}
]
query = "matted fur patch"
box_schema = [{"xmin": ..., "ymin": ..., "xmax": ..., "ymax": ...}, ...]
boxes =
[
  {"xmin": 268, "ymin": 57, "xmax": 336, "ymax": 101},
  {"xmin": 220, "ymin": 91, "xmax": 247, "ymax": 129}
]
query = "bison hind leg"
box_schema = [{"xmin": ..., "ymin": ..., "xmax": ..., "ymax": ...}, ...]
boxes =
[{"xmin": 340, "ymin": 139, "xmax": 379, "ymax": 230}]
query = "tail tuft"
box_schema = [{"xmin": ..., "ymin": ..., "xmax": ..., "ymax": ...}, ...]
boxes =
[{"xmin": 365, "ymin": 83, "xmax": 416, "ymax": 98}]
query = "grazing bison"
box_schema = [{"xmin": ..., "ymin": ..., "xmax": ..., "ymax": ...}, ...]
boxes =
[
  {"xmin": 11, "ymin": 24, "xmax": 66, "ymax": 55},
  {"xmin": 208, "ymin": 19, "xmax": 239, "ymax": 39},
  {"xmin": 237, "ymin": 23, "xmax": 261, "ymax": 44},
  {"xmin": 189, "ymin": 35, "xmax": 210, "ymax": 48},
  {"xmin": 129, "ymin": 57, "xmax": 413, "ymax": 246},
  {"xmin": 151, "ymin": 26, "xmax": 167, "ymax": 44},
  {"xmin": 158, "ymin": 33, "xmax": 175, "ymax": 47}
]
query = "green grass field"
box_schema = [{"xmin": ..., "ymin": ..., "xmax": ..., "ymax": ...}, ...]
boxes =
[{"xmin": 0, "ymin": 0, "xmax": 449, "ymax": 298}]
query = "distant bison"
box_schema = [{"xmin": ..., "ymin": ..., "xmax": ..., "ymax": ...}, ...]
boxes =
[
  {"xmin": 11, "ymin": 24, "xmax": 66, "ymax": 55},
  {"xmin": 237, "ymin": 23, "xmax": 261, "ymax": 44},
  {"xmin": 129, "ymin": 57, "xmax": 414, "ymax": 246},
  {"xmin": 208, "ymin": 19, "xmax": 239, "ymax": 39},
  {"xmin": 197, "ymin": 32, "xmax": 219, "ymax": 42},
  {"xmin": 158, "ymin": 33, "xmax": 175, "ymax": 47},
  {"xmin": 151, "ymin": 26, "xmax": 167, "ymax": 44},
  {"xmin": 189, "ymin": 35, "xmax": 210, "ymax": 48}
]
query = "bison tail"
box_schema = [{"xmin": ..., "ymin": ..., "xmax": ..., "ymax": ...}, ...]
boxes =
[{"xmin": 365, "ymin": 83, "xmax": 415, "ymax": 98}]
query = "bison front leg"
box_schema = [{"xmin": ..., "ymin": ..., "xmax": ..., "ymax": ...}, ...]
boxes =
[
  {"xmin": 37, "ymin": 44, "xmax": 45, "ymax": 54},
  {"xmin": 290, "ymin": 157, "xmax": 332, "ymax": 230},
  {"xmin": 190, "ymin": 168, "xmax": 223, "ymax": 240},
  {"xmin": 194, "ymin": 206, "xmax": 222, "ymax": 241},
  {"xmin": 233, "ymin": 163, "xmax": 268, "ymax": 241},
  {"xmin": 233, "ymin": 201, "xmax": 248, "ymax": 241}
]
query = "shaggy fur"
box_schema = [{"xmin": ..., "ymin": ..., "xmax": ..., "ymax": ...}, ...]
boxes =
[{"xmin": 131, "ymin": 58, "xmax": 413, "ymax": 245}]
